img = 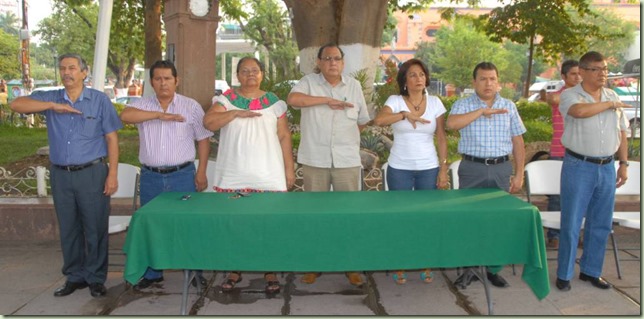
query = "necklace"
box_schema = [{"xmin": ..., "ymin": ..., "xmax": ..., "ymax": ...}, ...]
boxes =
[{"xmin": 407, "ymin": 95, "xmax": 424, "ymax": 111}]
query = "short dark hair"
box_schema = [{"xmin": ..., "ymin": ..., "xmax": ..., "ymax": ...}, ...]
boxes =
[
  {"xmin": 561, "ymin": 60, "xmax": 579, "ymax": 75},
  {"xmin": 149, "ymin": 60, "xmax": 177, "ymax": 79},
  {"xmin": 579, "ymin": 51, "xmax": 605, "ymax": 68},
  {"xmin": 58, "ymin": 53, "xmax": 88, "ymax": 73},
  {"xmin": 396, "ymin": 58, "xmax": 430, "ymax": 96},
  {"xmin": 317, "ymin": 43, "xmax": 344, "ymax": 59},
  {"xmin": 236, "ymin": 57, "xmax": 265, "ymax": 74},
  {"xmin": 472, "ymin": 62, "xmax": 498, "ymax": 79}
]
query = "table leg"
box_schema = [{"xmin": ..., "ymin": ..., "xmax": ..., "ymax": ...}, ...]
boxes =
[
  {"xmin": 476, "ymin": 266, "xmax": 494, "ymax": 315},
  {"xmin": 180, "ymin": 270, "xmax": 192, "ymax": 315}
]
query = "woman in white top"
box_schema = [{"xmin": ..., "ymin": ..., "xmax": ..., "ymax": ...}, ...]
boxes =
[
  {"xmin": 203, "ymin": 57, "xmax": 295, "ymax": 294},
  {"xmin": 373, "ymin": 58, "xmax": 449, "ymax": 285}
]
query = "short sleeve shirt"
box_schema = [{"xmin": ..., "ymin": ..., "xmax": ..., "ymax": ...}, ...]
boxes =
[
  {"xmin": 386, "ymin": 94, "xmax": 446, "ymax": 170},
  {"xmin": 559, "ymin": 84, "xmax": 628, "ymax": 157},
  {"xmin": 290, "ymin": 73, "xmax": 371, "ymax": 168},
  {"xmin": 449, "ymin": 93, "xmax": 526, "ymax": 158},
  {"xmin": 30, "ymin": 87, "xmax": 122, "ymax": 165}
]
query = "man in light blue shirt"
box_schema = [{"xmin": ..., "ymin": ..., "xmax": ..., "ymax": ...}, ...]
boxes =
[{"xmin": 447, "ymin": 62, "xmax": 526, "ymax": 288}]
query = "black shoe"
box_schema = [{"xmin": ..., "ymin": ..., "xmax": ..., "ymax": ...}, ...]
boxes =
[
  {"xmin": 54, "ymin": 281, "xmax": 88, "ymax": 297},
  {"xmin": 133, "ymin": 276, "xmax": 164, "ymax": 290},
  {"xmin": 555, "ymin": 278, "xmax": 571, "ymax": 291},
  {"xmin": 579, "ymin": 272, "xmax": 611, "ymax": 289},
  {"xmin": 191, "ymin": 275, "xmax": 207, "ymax": 288},
  {"xmin": 454, "ymin": 269, "xmax": 478, "ymax": 289},
  {"xmin": 89, "ymin": 283, "xmax": 107, "ymax": 297},
  {"xmin": 486, "ymin": 272, "xmax": 509, "ymax": 288}
]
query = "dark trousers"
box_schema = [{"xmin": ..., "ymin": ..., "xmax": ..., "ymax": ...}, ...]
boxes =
[{"xmin": 50, "ymin": 162, "xmax": 110, "ymax": 284}]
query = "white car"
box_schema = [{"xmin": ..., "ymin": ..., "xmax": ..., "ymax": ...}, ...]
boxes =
[
  {"xmin": 620, "ymin": 94, "xmax": 640, "ymax": 128},
  {"xmin": 214, "ymin": 80, "xmax": 230, "ymax": 96}
]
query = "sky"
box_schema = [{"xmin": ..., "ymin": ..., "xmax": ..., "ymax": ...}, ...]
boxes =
[{"xmin": 27, "ymin": 0, "xmax": 53, "ymax": 41}]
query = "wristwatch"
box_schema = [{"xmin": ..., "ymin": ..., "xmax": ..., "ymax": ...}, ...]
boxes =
[{"xmin": 619, "ymin": 160, "xmax": 629, "ymax": 167}]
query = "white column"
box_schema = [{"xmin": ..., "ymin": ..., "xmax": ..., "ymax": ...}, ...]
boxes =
[{"xmin": 92, "ymin": 0, "xmax": 114, "ymax": 91}]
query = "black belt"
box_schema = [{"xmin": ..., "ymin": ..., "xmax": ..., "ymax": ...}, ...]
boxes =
[
  {"xmin": 142, "ymin": 162, "xmax": 192, "ymax": 174},
  {"xmin": 566, "ymin": 149, "xmax": 614, "ymax": 165},
  {"xmin": 462, "ymin": 154, "xmax": 509, "ymax": 165},
  {"xmin": 53, "ymin": 157, "xmax": 105, "ymax": 172}
]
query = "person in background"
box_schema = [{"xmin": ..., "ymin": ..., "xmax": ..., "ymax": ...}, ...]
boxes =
[
  {"xmin": 555, "ymin": 51, "xmax": 630, "ymax": 292},
  {"xmin": 446, "ymin": 61, "xmax": 526, "ymax": 289},
  {"xmin": 120, "ymin": 60, "xmax": 213, "ymax": 290},
  {"xmin": 287, "ymin": 43, "xmax": 371, "ymax": 287},
  {"xmin": 373, "ymin": 58, "xmax": 449, "ymax": 284},
  {"xmin": 11, "ymin": 53, "xmax": 121, "ymax": 298},
  {"xmin": 545, "ymin": 59, "xmax": 582, "ymax": 249},
  {"xmin": 203, "ymin": 57, "xmax": 295, "ymax": 294}
]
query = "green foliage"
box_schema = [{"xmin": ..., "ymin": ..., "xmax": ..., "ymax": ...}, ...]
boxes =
[
  {"xmin": 373, "ymin": 59, "xmax": 400, "ymax": 111},
  {"xmin": 0, "ymin": 11, "xmax": 19, "ymax": 36},
  {"xmin": 260, "ymin": 76, "xmax": 301, "ymax": 125},
  {"xmin": 36, "ymin": 0, "xmax": 144, "ymax": 87},
  {"xmin": 223, "ymin": 0, "xmax": 299, "ymax": 81},
  {"xmin": 516, "ymin": 100, "xmax": 551, "ymax": 122},
  {"xmin": 429, "ymin": 18, "xmax": 512, "ymax": 91},
  {"xmin": 361, "ymin": 130, "xmax": 386, "ymax": 159},
  {"xmin": 477, "ymin": 0, "xmax": 603, "ymax": 65},
  {"xmin": 521, "ymin": 119, "xmax": 552, "ymax": 143},
  {"xmin": 112, "ymin": 102, "xmax": 136, "ymax": 130},
  {"xmin": 381, "ymin": 10, "xmax": 398, "ymax": 46},
  {"xmin": 571, "ymin": 8, "xmax": 638, "ymax": 71},
  {"xmin": 0, "ymin": 28, "xmax": 21, "ymax": 80}
]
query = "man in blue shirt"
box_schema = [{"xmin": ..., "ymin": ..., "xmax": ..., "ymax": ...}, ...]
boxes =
[
  {"xmin": 11, "ymin": 53, "xmax": 122, "ymax": 298},
  {"xmin": 447, "ymin": 62, "xmax": 526, "ymax": 288}
]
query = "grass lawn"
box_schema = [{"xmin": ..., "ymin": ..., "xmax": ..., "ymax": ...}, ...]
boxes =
[{"xmin": 0, "ymin": 125, "xmax": 142, "ymax": 166}]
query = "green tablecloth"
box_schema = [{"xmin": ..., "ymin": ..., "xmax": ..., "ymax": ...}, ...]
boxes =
[{"xmin": 123, "ymin": 188, "xmax": 550, "ymax": 299}]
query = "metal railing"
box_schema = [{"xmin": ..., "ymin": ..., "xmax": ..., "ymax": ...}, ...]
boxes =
[{"xmin": 0, "ymin": 165, "xmax": 385, "ymax": 197}]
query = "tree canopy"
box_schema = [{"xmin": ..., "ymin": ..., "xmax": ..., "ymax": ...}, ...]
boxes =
[{"xmin": 34, "ymin": 0, "xmax": 144, "ymax": 88}]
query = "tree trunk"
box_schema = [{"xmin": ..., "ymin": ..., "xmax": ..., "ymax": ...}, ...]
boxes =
[
  {"xmin": 283, "ymin": 0, "xmax": 388, "ymax": 94},
  {"xmin": 143, "ymin": 0, "xmax": 163, "ymax": 97}
]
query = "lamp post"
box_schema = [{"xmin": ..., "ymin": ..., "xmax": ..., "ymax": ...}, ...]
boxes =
[{"xmin": 20, "ymin": 0, "xmax": 31, "ymax": 94}]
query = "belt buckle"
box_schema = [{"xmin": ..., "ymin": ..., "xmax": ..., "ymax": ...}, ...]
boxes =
[{"xmin": 485, "ymin": 158, "xmax": 495, "ymax": 166}]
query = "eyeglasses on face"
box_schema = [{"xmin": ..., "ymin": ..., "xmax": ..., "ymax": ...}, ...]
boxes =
[
  {"xmin": 320, "ymin": 56, "xmax": 343, "ymax": 62},
  {"xmin": 582, "ymin": 66, "xmax": 609, "ymax": 73},
  {"xmin": 240, "ymin": 69, "xmax": 261, "ymax": 76}
]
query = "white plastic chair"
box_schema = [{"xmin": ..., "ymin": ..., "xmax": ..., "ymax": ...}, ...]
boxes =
[
  {"xmin": 194, "ymin": 159, "xmax": 217, "ymax": 192},
  {"xmin": 112, "ymin": 163, "xmax": 140, "ymax": 211},
  {"xmin": 524, "ymin": 160, "xmax": 622, "ymax": 278},
  {"xmin": 381, "ymin": 162, "xmax": 389, "ymax": 191},
  {"xmin": 448, "ymin": 160, "xmax": 461, "ymax": 189}
]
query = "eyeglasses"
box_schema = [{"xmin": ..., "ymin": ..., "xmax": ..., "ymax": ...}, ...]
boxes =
[
  {"xmin": 240, "ymin": 69, "xmax": 261, "ymax": 76},
  {"xmin": 320, "ymin": 56, "xmax": 343, "ymax": 62},
  {"xmin": 582, "ymin": 66, "xmax": 609, "ymax": 73}
]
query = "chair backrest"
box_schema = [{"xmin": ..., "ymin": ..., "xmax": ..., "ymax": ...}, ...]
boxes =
[
  {"xmin": 112, "ymin": 163, "xmax": 140, "ymax": 210},
  {"xmin": 194, "ymin": 159, "xmax": 217, "ymax": 192},
  {"xmin": 448, "ymin": 160, "xmax": 461, "ymax": 190},
  {"xmin": 382, "ymin": 162, "xmax": 389, "ymax": 191},
  {"xmin": 615, "ymin": 161, "xmax": 640, "ymax": 196},
  {"xmin": 524, "ymin": 160, "xmax": 563, "ymax": 203}
]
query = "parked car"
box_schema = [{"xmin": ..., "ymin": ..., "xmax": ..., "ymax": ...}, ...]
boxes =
[
  {"xmin": 115, "ymin": 96, "xmax": 141, "ymax": 105},
  {"xmin": 619, "ymin": 94, "xmax": 640, "ymax": 129},
  {"xmin": 215, "ymin": 80, "xmax": 230, "ymax": 96}
]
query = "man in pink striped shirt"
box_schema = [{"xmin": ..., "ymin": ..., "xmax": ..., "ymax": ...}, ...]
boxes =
[
  {"xmin": 545, "ymin": 60, "xmax": 581, "ymax": 248},
  {"xmin": 120, "ymin": 60, "xmax": 213, "ymax": 290}
]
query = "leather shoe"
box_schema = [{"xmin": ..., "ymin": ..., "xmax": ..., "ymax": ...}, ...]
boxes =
[
  {"xmin": 555, "ymin": 278, "xmax": 571, "ymax": 291},
  {"xmin": 191, "ymin": 274, "xmax": 207, "ymax": 288},
  {"xmin": 579, "ymin": 272, "xmax": 611, "ymax": 289},
  {"xmin": 133, "ymin": 276, "xmax": 164, "ymax": 290},
  {"xmin": 54, "ymin": 281, "xmax": 88, "ymax": 297},
  {"xmin": 346, "ymin": 272, "xmax": 364, "ymax": 287},
  {"xmin": 89, "ymin": 283, "xmax": 107, "ymax": 297},
  {"xmin": 486, "ymin": 272, "xmax": 509, "ymax": 288}
]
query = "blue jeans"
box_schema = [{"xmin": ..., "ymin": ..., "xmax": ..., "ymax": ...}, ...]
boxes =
[
  {"xmin": 556, "ymin": 154, "xmax": 615, "ymax": 280},
  {"xmin": 546, "ymin": 156, "xmax": 563, "ymax": 239},
  {"xmin": 386, "ymin": 165, "xmax": 438, "ymax": 190},
  {"xmin": 140, "ymin": 164, "xmax": 196, "ymax": 280}
]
